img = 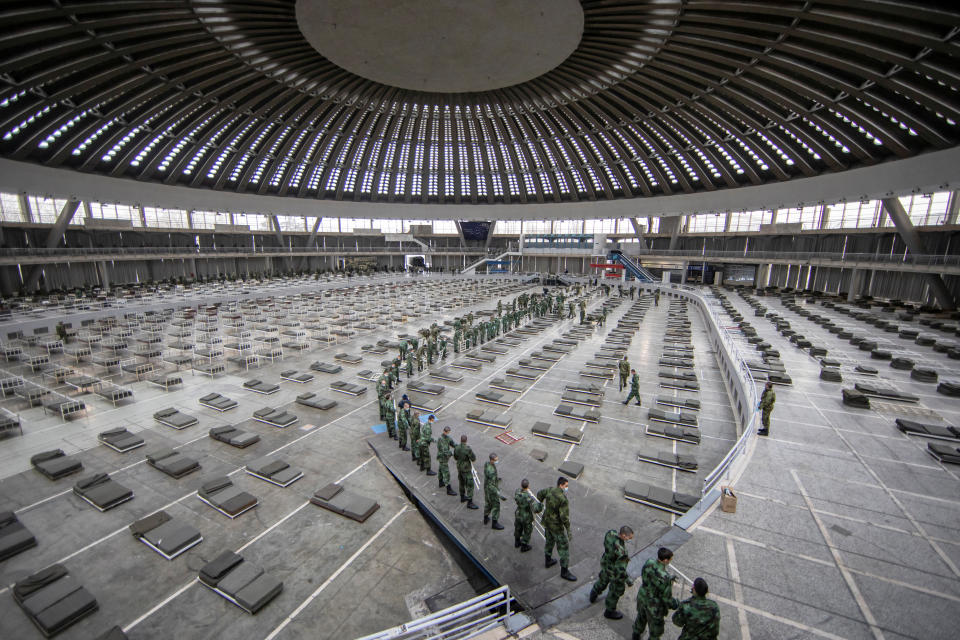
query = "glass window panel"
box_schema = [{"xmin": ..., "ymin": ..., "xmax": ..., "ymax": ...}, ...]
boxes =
[
  {"xmin": 522, "ymin": 220, "xmax": 551, "ymax": 234},
  {"xmin": 0, "ymin": 192, "xmax": 22, "ymax": 222},
  {"xmin": 688, "ymin": 213, "xmax": 725, "ymax": 233},
  {"xmin": 143, "ymin": 206, "xmax": 188, "ymax": 228},
  {"xmin": 554, "ymin": 220, "xmax": 583, "ymax": 234},
  {"xmin": 28, "ymin": 196, "xmax": 68, "ymax": 224},
  {"xmin": 494, "ymin": 220, "xmax": 521, "ymax": 235},
  {"xmin": 431, "ymin": 220, "xmax": 457, "ymax": 234}
]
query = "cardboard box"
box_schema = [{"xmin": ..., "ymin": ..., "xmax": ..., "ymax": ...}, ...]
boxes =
[{"xmin": 720, "ymin": 487, "xmax": 737, "ymax": 513}]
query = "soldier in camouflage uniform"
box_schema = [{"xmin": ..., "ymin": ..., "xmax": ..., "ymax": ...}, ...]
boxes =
[
  {"xmin": 482, "ymin": 453, "xmax": 506, "ymax": 530},
  {"xmin": 397, "ymin": 401, "xmax": 411, "ymax": 451},
  {"xmin": 632, "ymin": 547, "xmax": 679, "ymax": 640},
  {"xmin": 623, "ymin": 369, "xmax": 642, "ymax": 406},
  {"xmin": 399, "ymin": 339, "xmax": 407, "ymax": 361},
  {"xmin": 405, "ymin": 351, "xmax": 414, "ymax": 378},
  {"xmin": 537, "ymin": 477, "xmax": 577, "ymax": 581},
  {"xmin": 618, "ymin": 356, "xmax": 631, "ymax": 391},
  {"xmin": 672, "ymin": 577, "xmax": 720, "ymax": 640},
  {"xmin": 419, "ymin": 415, "xmax": 437, "ymax": 475},
  {"xmin": 409, "ymin": 411, "xmax": 422, "ymax": 464},
  {"xmin": 513, "ymin": 478, "xmax": 542, "ymax": 552},
  {"xmin": 589, "ymin": 526, "xmax": 635, "ymax": 619},
  {"xmin": 416, "ymin": 344, "xmax": 426, "ymax": 372},
  {"xmin": 427, "ymin": 337, "xmax": 436, "ymax": 365},
  {"xmin": 453, "ymin": 435, "xmax": 478, "ymax": 509},
  {"xmin": 383, "ymin": 397, "xmax": 397, "ymax": 439},
  {"xmin": 436, "ymin": 426, "xmax": 456, "ymax": 495},
  {"xmin": 757, "ymin": 381, "xmax": 775, "ymax": 436}
]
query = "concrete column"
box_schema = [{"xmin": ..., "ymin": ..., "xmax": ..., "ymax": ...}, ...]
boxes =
[
  {"xmin": 18, "ymin": 193, "xmax": 33, "ymax": 223},
  {"xmin": 97, "ymin": 261, "xmax": 110, "ymax": 289},
  {"xmin": 946, "ymin": 190, "xmax": 960, "ymax": 225},
  {"xmin": 186, "ymin": 210, "xmax": 194, "ymax": 229},
  {"xmin": 755, "ymin": 264, "xmax": 770, "ymax": 289},
  {"xmin": 680, "ymin": 261, "xmax": 688, "ymax": 284},
  {"xmin": 818, "ymin": 204, "xmax": 830, "ymax": 229},
  {"xmin": 847, "ymin": 268, "xmax": 860, "ymax": 302},
  {"xmin": 882, "ymin": 197, "xmax": 955, "ymax": 309},
  {"xmin": 723, "ymin": 213, "xmax": 731, "ymax": 232},
  {"xmin": 25, "ymin": 198, "xmax": 80, "ymax": 291}
]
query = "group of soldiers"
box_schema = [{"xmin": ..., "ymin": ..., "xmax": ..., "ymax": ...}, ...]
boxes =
[{"xmin": 591, "ymin": 536, "xmax": 720, "ymax": 639}]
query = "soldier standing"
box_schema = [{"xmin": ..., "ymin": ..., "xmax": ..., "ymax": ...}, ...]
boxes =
[
  {"xmin": 618, "ymin": 356, "xmax": 631, "ymax": 391},
  {"xmin": 537, "ymin": 477, "xmax": 577, "ymax": 581},
  {"xmin": 757, "ymin": 381, "xmax": 776, "ymax": 436},
  {"xmin": 579, "ymin": 300, "xmax": 586, "ymax": 324},
  {"xmin": 419, "ymin": 415, "xmax": 437, "ymax": 476},
  {"xmin": 409, "ymin": 411, "xmax": 422, "ymax": 464},
  {"xmin": 427, "ymin": 337, "xmax": 436, "ymax": 365},
  {"xmin": 589, "ymin": 526, "xmax": 634, "ymax": 619},
  {"xmin": 399, "ymin": 338, "xmax": 407, "ymax": 361},
  {"xmin": 405, "ymin": 351, "xmax": 414, "ymax": 378},
  {"xmin": 453, "ymin": 435, "xmax": 479, "ymax": 509},
  {"xmin": 672, "ymin": 577, "xmax": 720, "ymax": 640},
  {"xmin": 383, "ymin": 398, "xmax": 397, "ymax": 439},
  {"xmin": 416, "ymin": 344, "xmax": 426, "ymax": 371},
  {"xmin": 436, "ymin": 426, "xmax": 456, "ymax": 495},
  {"xmin": 483, "ymin": 453, "xmax": 506, "ymax": 530},
  {"xmin": 397, "ymin": 401, "xmax": 411, "ymax": 451},
  {"xmin": 623, "ymin": 369, "xmax": 642, "ymax": 406},
  {"xmin": 513, "ymin": 479, "xmax": 542, "ymax": 552},
  {"xmin": 632, "ymin": 547, "xmax": 679, "ymax": 640}
]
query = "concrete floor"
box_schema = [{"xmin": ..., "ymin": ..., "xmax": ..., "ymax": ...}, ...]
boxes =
[
  {"xmin": 0, "ymin": 275, "xmax": 531, "ymax": 639},
  {"xmin": 4, "ymin": 274, "xmax": 956, "ymax": 640},
  {"xmin": 665, "ymin": 289, "xmax": 960, "ymax": 640}
]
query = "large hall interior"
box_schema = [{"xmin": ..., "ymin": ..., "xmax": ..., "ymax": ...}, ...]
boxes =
[{"xmin": 0, "ymin": 2, "xmax": 959, "ymax": 639}]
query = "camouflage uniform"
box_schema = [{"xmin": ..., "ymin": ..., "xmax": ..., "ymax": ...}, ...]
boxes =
[
  {"xmin": 672, "ymin": 594, "xmax": 721, "ymax": 640},
  {"xmin": 416, "ymin": 345, "xmax": 426, "ymax": 372},
  {"xmin": 759, "ymin": 387, "xmax": 776, "ymax": 431},
  {"xmin": 513, "ymin": 487, "xmax": 542, "ymax": 548},
  {"xmin": 590, "ymin": 530, "xmax": 632, "ymax": 612},
  {"xmin": 618, "ymin": 358, "xmax": 631, "ymax": 391},
  {"xmin": 405, "ymin": 352, "xmax": 414, "ymax": 377},
  {"xmin": 624, "ymin": 372, "xmax": 641, "ymax": 405},
  {"xmin": 418, "ymin": 422, "xmax": 435, "ymax": 472},
  {"xmin": 483, "ymin": 460, "xmax": 501, "ymax": 521},
  {"xmin": 409, "ymin": 414, "xmax": 422, "ymax": 463},
  {"xmin": 399, "ymin": 339, "xmax": 407, "ymax": 360},
  {"xmin": 397, "ymin": 405, "xmax": 410, "ymax": 449},
  {"xmin": 453, "ymin": 441, "xmax": 476, "ymax": 500},
  {"xmin": 383, "ymin": 400, "xmax": 396, "ymax": 439},
  {"xmin": 633, "ymin": 558, "xmax": 678, "ymax": 639},
  {"xmin": 436, "ymin": 432, "xmax": 454, "ymax": 488},
  {"xmin": 537, "ymin": 486, "xmax": 572, "ymax": 569}
]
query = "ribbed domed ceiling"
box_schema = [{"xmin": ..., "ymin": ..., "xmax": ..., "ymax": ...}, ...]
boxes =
[{"xmin": 0, "ymin": 1, "xmax": 958, "ymax": 206}]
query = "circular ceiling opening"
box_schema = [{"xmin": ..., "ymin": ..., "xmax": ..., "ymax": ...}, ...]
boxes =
[{"xmin": 295, "ymin": 0, "xmax": 584, "ymax": 93}]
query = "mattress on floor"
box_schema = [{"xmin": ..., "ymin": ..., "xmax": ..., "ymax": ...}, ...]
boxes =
[
  {"xmin": 13, "ymin": 564, "xmax": 98, "ymax": 637},
  {"xmin": 310, "ymin": 483, "xmax": 380, "ymax": 522},
  {"xmin": 31, "ymin": 450, "xmax": 83, "ymax": 480},
  {"xmin": 73, "ymin": 473, "xmax": 133, "ymax": 510},
  {"xmin": 146, "ymin": 448, "xmax": 200, "ymax": 478}
]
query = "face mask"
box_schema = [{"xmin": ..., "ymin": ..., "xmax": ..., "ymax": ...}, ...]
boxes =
[{"xmin": 562, "ymin": 487, "xmax": 568, "ymax": 493}]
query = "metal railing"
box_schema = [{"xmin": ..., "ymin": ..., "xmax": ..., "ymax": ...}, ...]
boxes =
[
  {"xmin": 0, "ymin": 245, "xmax": 488, "ymax": 259},
  {"xmin": 625, "ymin": 247, "xmax": 960, "ymax": 269},
  {"xmin": 356, "ymin": 586, "xmax": 513, "ymax": 640}
]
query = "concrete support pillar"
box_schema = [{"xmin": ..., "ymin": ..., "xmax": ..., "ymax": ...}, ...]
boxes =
[
  {"xmin": 723, "ymin": 213, "xmax": 731, "ymax": 232},
  {"xmin": 755, "ymin": 264, "xmax": 770, "ymax": 289},
  {"xmin": 882, "ymin": 197, "xmax": 955, "ymax": 309},
  {"xmin": 97, "ymin": 261, "xmax": 110, "ymax": 289},
  {"xmin": 847, "ymin": 268, "xmax": 860, "ymax": 302},
  {"xmin": 630, "ymin": 217, "xmax": 649, "ymax": 249},
  {"xmin": 680, "ymin": 261, "xmax": 688, "ymax": 284},
  {"xmin": 186, "ymin": 210, "xmax": 194, "ymax": 229},
  {"xmin": 18, "ymin": 193, "xmax": 32, "ymax": 223},
  {"xmin": 946, "ymin": 190, "xmax": 960, "ymax": 225},
  {"xmin": 660, "ymin": 216, "xmax": 683, "ymax": 251},
  {"xmin": 25, "ymin": 198, "xmax": 80, "ymax": 291}
]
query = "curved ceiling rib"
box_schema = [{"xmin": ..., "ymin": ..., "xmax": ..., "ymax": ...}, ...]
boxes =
[{"xmin": 0, "ymin": 0, "xmax": 957, "ymax": 207}]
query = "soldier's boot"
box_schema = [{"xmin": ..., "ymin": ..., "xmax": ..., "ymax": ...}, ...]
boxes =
[
  {"xmin": 589, "ymin": 588, "xmax": 599, "ymax": 603},
  {"xmin": 603, "ymin": 610, "xmax": 623, "ymax": 620},
  {"xmin": 491, "ymin": 519, "xmax": 504, "ymax": 530},
  {"xmin": 545, "ymin": 555, "xmax": 558, "ymax": 568},
  {"xmin": 560, "ymin": 567, "xmax": 578, "ymax": 582},
  {"xmin": 514, "ymin": 537, "xmax": 521, "ymax": 548},
  {"xmin": 402, "ymin": 445, "xmax": 410, "ymax": 451},
  {"xmin": 483, "ymin": 515, "xmax": 490, "ymax": 525},
  {"xmin": 466, "ymin": 500, "xmax": 478, "ymax": 510},
  {"xmin": 631, "ymin": 634, "xmax": 640, "ymax": 640},
  {"xmin": 520, "ymin": 543, "xmax": 532, "ymax": 553},
  {"xmin": 446, "ymin": 485, "xmax": 457, "ymax": 496},
  {"xmin": 426, "ymin": 469, "xmax": 437, "ymax": 476},
  {"xmin": 460, "ymin": 491, "xmax": 467, "ymax": 503}
]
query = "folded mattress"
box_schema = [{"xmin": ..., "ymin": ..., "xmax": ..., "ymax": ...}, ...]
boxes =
[
  {"xmin": 531, "ymin": 421, "xmax": 582, "ymax": 443},
  {"xmin": 895, "ymin": 418, "xmax": 960, "ymax": 441},
  {"xmin": 465, "ymin": 409, "xmax": 511, "ymax": 428},
  {"xmin": 0, "ymin": 510, "xmax": 38, "ymax": 561},
  {"xmin": 330, "ymin": 380, "xmax": 366, "ymax": 395},
  {"xmin": 648, "ymin": 408, "xmax": 698, "ymax": 426},
  {"xmin": 854, "ymin": 382, "xmax": 918, "ymax": 402},
  {"xmin": 31, "ymin": 450, "xmax": 83, "ymax": 480},
  {"xmin": 209, "ymin": 426, "xmax": 260, "ymax": 448},
  {"xmin": 655, "ymin": 395, "xmax": 700, "ymax": 411},
  {"xmin": 13, "ymin": 564, "xmax": 98, "ymax": 638},
  {"xmin": 198, "ymin": 551, "xmax": 283, "ymax": 613},
  {"xmin": 310, "ymin": 361, "xmax": 342, "ymax": 373},
  {"xmin": 98, "ymin": 428, "xmax": 145, "ymax": 452},
  {"xmin": 623, "ymin": 480, "xmax": 698, "ymax": 515},
  {"xmin": 130, "ymin": 511, "xmax": 202, "ymax": 560},
  {"xmin": 252, "ymin": 407, "xmax": 298, "ymax": 428},
  {"xmin": 154, "ymin": 407, "xmax": 198, "ymax": 429},
  {"xmin": 73, "ymin": 473, "xmax": 134, "ymax": 511},
  {"xmin": 146, "ymin": 448, "xmax": 200, "ymax": 478},
  {"xmin": 646, "ymin": 422, "xmax": 700, "ymax": 444},
  {"xmin": 311, "ymin": 483, "xmax": 380, "ymax": 522},
  {"xmin": 296, "ymin": 392, "xmax": 338, "ymax": 410},
  {"xmin": 246, "ymin": 456, "xmax": 303, "ymax": 487},
  {"xmin": 554, "ymin": 403, "xmax": 600, "ymax": 423},
  {"xmin": 637, "ymin": 450, "xmax": 698, "ymax": 471},
  {"xmin": 198, "ymin": 476, "xmax": 258, "ymax": 518}
]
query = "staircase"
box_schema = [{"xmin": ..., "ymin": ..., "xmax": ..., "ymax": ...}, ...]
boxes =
[
  {"xmin": 462, "ymin": 251, "xmax": 520, "ymax": 274},
  {"xmin": 609, "ymin": 250, "xmax": 657, "ymax": 282}
]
